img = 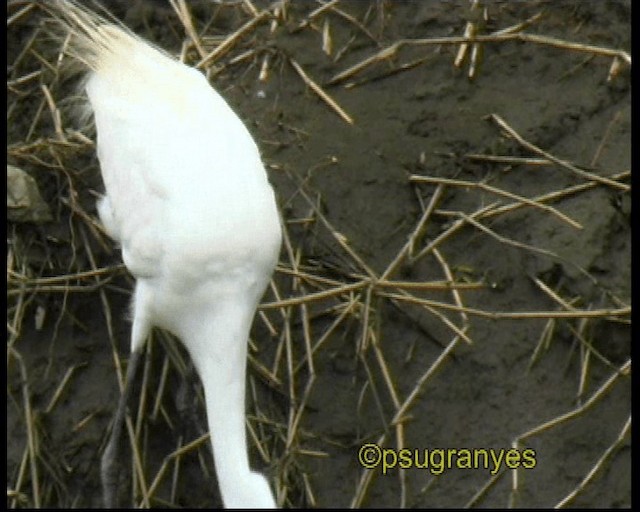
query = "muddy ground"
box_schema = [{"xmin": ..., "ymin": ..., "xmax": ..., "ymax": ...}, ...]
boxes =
[{"xmin": 7, "ymin": 0, "xmax": 631, "ymax": 508}]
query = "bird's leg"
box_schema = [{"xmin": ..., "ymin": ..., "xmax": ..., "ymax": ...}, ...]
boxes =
[
  {"xmin": 101, "ymin": 348, "xmax": 143, "ymax": 508},
  {"xmin": 174, "ymin": 359, "xmax": 206, "ymax": 441}
]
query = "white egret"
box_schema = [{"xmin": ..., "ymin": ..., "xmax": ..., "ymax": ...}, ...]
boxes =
[{"xmin": 47, "ymin": 1, "xmax": 281, "ymax": 508}]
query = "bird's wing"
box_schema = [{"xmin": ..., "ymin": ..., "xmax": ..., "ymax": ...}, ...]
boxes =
[{"xmin": 87, "ymin": 75, "xmax": 171, "ymax": 279}]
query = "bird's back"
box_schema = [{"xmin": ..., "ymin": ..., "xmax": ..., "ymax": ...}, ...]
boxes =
[
  {"xmin": 55, "ymin": 1, "xmax": 281, "ymax": 325},
  {"xmin": 87, "ymin": 45, "xmax": 280, "ymax": 283}
]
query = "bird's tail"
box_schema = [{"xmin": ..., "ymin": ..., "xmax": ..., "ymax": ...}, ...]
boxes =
[
  {"xmin": 45, "ymin": 0, "xmax": 125, "ymax": 69},
  {"xmin": 45, "ymin": 0, "xmax": 176, "ymax": 70},
  {"xmin": 43, "ymin": 0, "xmax": 183, "ymax": 126}
]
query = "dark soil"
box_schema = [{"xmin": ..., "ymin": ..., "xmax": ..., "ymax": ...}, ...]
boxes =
[{"xmin": 7, "ymin": 0, "xmax": 630, "ymax": 508}]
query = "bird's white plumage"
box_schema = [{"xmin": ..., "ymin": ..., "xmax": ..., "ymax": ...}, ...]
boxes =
[{"xmin": 50, "ymin": 1, "xmax": 281, "ymax": 507}]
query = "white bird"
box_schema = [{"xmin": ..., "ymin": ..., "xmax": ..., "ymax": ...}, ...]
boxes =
[{"xmin": 47, "ymin": 1, "xmax": 281, "ymax": 508}]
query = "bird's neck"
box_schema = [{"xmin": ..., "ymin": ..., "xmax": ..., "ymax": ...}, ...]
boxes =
[{"xmin": 181, "ymin": 300, "xmax": 257, "ymax": 504}]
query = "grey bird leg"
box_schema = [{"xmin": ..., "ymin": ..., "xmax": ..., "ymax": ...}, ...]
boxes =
[{"xmin": 101, "ymin": 349, "xmax": 143, "ymax": 508}]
